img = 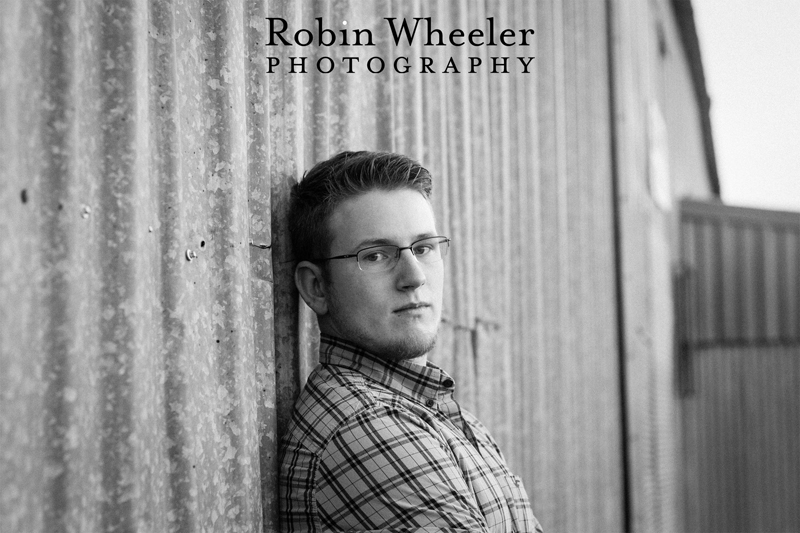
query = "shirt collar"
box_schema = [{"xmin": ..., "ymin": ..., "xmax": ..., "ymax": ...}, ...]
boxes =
[{"xmin": 319, "ymin": 334, "xmax": 456, "ymax": 402}]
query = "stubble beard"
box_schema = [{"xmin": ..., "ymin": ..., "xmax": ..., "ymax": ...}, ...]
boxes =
[
  {"xmin": 378, "ymin": 331, "xmax": 438, "ymax": 361},
  {"xmin": 325, "ymin": 305, "xmax": 439, "ymax": 361},
  {"xmin": 333, "ymin": 317, "xmax": 439, "ymax": 361}
]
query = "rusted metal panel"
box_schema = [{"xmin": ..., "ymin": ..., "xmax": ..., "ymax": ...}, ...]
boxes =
[{"xmin": 3, "ymin": 0, "xmax": 264, "ymax": 530}]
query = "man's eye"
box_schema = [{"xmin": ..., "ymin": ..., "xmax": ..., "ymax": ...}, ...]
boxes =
[
  {"xmin": 413, "ymin": 244, "xmax": 434, "ymax": 256},
  {"xmin": 362, "ymin": 250, "xmax": 391, "ymax": 262}
]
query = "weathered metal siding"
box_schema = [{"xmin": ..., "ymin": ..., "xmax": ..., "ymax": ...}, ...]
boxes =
[
  {"xmin": 0, "ymin": 0, "xmax": 713, "ymax": 531},
  {"xmin": 607, "ymin": 0, "xmax": 719, "ymax": 531},
  {"xmin": 679, "ymin": 200, "xmax": 800, "ymax": 533},
  {"xmin": 680, "ymin": 346, "xmax": 800, "ymax": 533},
  {"xmin": 681, "ymin": 200, "xmax": 800, "ymax": 347},
  {"xmin": 519, "ymin": 2, "xmax": 624, "ymax": 529},
  {"xmin": 2, "ymin": 0, "xmax": 268, "ymax": 530}
]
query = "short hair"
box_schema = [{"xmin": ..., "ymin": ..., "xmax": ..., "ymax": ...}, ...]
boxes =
[{"xmin": 289, "ymin": 151, "xmax": 433, "ymax": 262}]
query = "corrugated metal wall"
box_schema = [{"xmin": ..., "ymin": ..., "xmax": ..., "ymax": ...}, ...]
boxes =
[
  {"xmin": 680, "ymin": 200, "xmax": 800, "ymax": 347},
  {"xmin": 3, "ymin": 0, "xmax": 267, "ymax": 530},
  {"xmin": 678, "ymin": 200, "xmax": 800, "ymax": 533},
  {"xmin": 1, "ymin": 0, "xmax": 712, "ymax": 531},
  {"xmin": 606, "ymin": 1, "xmax": 715, "ymax": 531}
]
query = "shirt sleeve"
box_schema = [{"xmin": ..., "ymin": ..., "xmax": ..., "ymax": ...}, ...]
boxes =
[{"xmin": 315, "ymin": 403, "xmax": 491, "ymax": 532}]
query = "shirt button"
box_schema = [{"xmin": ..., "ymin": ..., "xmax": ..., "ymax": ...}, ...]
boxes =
[
  {"xmin": 425, "ymin": 398, "xmax": 436, "ymax": 408},
  {"xmin": 442, "ymin": 378, "xmax": 454, "ymax": 388}
]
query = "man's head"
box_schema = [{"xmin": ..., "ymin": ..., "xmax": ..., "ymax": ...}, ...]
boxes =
[
  {"xmin": 290, "ymin": 151, "xmax": 445, "ymax": 361},
  {"xmin": 289, "ymin": 151, "xmax": 433, "ymax": 263}
]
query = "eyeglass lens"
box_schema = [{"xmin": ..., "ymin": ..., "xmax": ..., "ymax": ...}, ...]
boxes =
[{"xmin": 356, "ymin": 237, "xmax": 449, "ymax": 272}]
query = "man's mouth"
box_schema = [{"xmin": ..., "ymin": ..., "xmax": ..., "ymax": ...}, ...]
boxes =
[{"xmin": 394, "ymin": 302, "xmax": 430, "ymax": 313}]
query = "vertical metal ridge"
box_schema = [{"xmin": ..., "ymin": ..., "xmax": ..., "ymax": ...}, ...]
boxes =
[
  {"xmin": 96, "ymin": 0, "xmax": 142, "ymax": 529},
  {"xmin": 149, "ymin": 0, "xmax": 195, "ymax": 528},
  {"xmin": 604, "ymin": 0, "xmax": 633, "ymax": 531},
  {"xmin": 201, "ymin": 1, "xmax": 263, "ymax": 529},
  {"xmin": 202, "ymin": 0, "xmax": 243, "ymax": 513},
  {"xmin": 243, "ymin": 0, "xmax": 279, "ymax": 528},
  {"xmin": 0, "ymin": 3, "xmax": 48, "ymax": 524},
  {"xmin": 39, "ymin": 0, "xmax": 77, "ymax": 529}
]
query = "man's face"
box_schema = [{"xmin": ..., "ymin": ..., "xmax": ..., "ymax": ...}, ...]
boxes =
[{"xmin": 321, "ymin": 188, "xmax": 444, "ymax": 360}]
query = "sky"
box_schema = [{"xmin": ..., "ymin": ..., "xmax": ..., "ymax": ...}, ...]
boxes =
[{"xmin": 691, "ymin": 1, "xmax": 800, "ymax": 212}]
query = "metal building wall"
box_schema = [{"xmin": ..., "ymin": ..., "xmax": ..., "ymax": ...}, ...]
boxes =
[
  {"xmin": 679, "ymin": 200, "xmax": 800, "ymax": 532},
  {"xmin": 606, "ymin": 0, "xmax": 720, "ymax": 531},
  {"xmin": 0, "ymin": 0, "xmax": 700, "ymax": 531},
  {"xmin": 2, "ymin": 0, "xmax": 269, "ymax": 530}
]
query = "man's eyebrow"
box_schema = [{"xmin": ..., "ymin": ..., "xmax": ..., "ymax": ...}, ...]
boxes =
[
  {"xmin": 353, "ymin": 233, "xmax": 437, "ymax": 250},
  {"xmin": 352, "ymin": 238, "xmax": 393, "ymax": 250},
  {"xmin": 412, "ymin": 232, "xmax": 438, "ymax": 242}
]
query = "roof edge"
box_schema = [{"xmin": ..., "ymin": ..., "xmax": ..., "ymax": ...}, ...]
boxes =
[{"xmin": 670, "ymin": 0, "xmax": 721, "ymax": 198}]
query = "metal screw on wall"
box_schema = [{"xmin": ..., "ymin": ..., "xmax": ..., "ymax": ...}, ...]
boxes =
[{"xmin": 185, "ymin": 249, "xmax": 198, "ymax": 261}]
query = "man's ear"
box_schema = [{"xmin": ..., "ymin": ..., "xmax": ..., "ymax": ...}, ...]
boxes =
[{"xmin": 294, "ymin": 261, "xmax": 329, "ymax": 316}]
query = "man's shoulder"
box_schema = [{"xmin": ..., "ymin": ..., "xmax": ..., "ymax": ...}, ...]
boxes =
[
  {"xmin": 282, "ymin": 363, "xmax": 391, "ymax": 454},
  {"xmin": 460, "ymin": 407, "xmax": 506, "ymax": 459}
]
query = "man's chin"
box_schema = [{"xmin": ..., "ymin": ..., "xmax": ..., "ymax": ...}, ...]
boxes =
[
  {"xmin": 324, "ymin": 316, "xmax": 439, "ymax": 361},
  {"xmin": 378, "ymin": 332, "xmax": 438, "ymax": 361}
]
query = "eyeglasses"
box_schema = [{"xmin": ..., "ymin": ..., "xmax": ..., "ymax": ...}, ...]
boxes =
[{"xmin": 314, "ymin": 236, "xmax": 450, "ymax": 273}]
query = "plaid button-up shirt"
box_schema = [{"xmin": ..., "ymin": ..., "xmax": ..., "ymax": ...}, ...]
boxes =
[{"xmin": 279, "ymin": 335, "xmax": 543, "ymax": 532}]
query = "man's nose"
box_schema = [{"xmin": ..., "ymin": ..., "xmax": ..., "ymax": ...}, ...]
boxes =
[{"xmin": 395, "ymin": 248, "xmax": 427, "ymax": 290}]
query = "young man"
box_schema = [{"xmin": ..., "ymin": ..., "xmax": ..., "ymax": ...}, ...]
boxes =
[{"xmin": 279, "ymin": 151, "xmax": 542, "ymax": 532}]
